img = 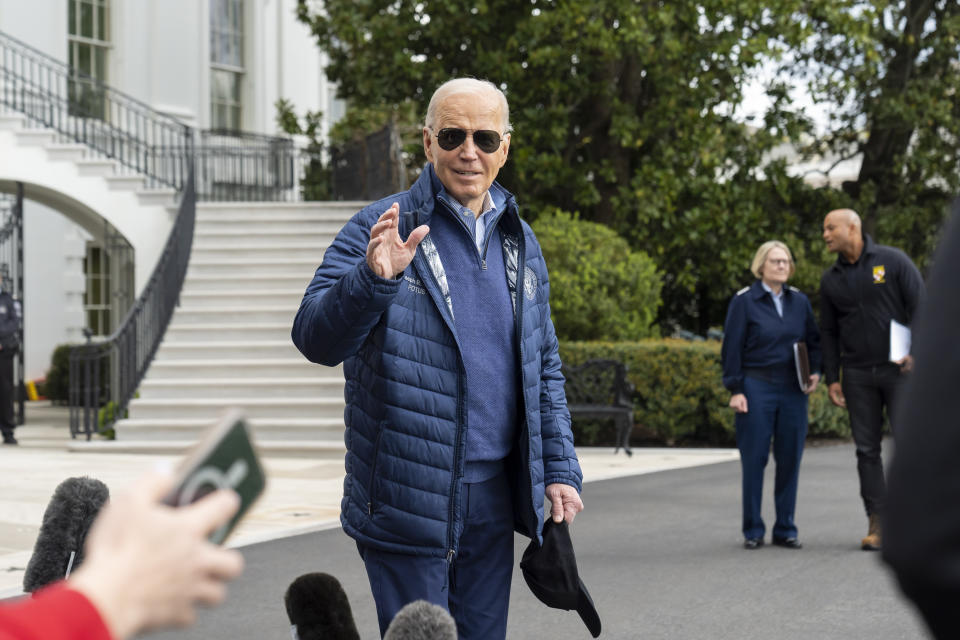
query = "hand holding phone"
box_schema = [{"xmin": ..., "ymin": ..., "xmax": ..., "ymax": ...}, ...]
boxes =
[{"xmin": 162, "ymin": 409, "xmax": 266, "ymax": 544}]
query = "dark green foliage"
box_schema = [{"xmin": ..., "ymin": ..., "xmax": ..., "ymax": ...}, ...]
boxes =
[
  {"xmin": 45, "ymin": 344, "xmax": 74, "ymax": 405},
  {"xmin": 532, "ymin": 210, "xmax": 661, "ymax": 341},
  {"xmin": 295, "ymin": 0, "xmax": 958, "ymax": 331},
  {"xmin": 560, "ymin": 341, "xmax": 849, "ymax": 447},
  {"xmin": 96, "ymin": 401, "xmax": 125, "ymax": 440},
  {"xmin": 275, "ymin": 98, "xmax": 332, "ymax": 200}
]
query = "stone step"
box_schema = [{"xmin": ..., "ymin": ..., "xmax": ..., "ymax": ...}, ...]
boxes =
[
  {"xmin": 137, "ymin": 377, "xmax": 344, "ymax": 399},
  {"xmin": 172, "ymin": 305, "xmax": 296, "ymax": 324},
  {"xmin": 193, "ymin": 230, "xmax": 337, "ymax": 248},
  {"xmin": 45, "ymin": 143, "xmax": 87, "ymax": 162},
  {"xmin": 112, "ymin": 416, "xmax": 345, "ymax": 441},
  {"xmin": 154, "ymin": 339, "xmax": 304, "ymax": 359},
  {"xmin": 163, "ymin": 323, "xmax": 296, "ymax": 342},
  {"xmin": 105, "ymin": 174, "xmax": 145, "ymax": 191},
  {"xmin": 127, "ymin": 397, "xmax": 345, "ymax": 420},
  {"xmin": 196, "ymin": 201, "xmax": 362, "ymax": 220},
  {"xmin": 178, "ymin": 289, "xmax": 303, "ymax": 308},
  {"xmin": 68, "ymin": 438, "xmax": 347, "ymax": 458},
  {"xmin": 186, "ymin": 257, "xmax": 322, "ymax": 276},
  {"xmin": 14, "ymin": 129, "xmax": 57, "ymax": 145},
  {"xmin": 180, "ymin": 273, "xmax": 312, "ymax": 293},
  {"xmin": 0, "ymin": 113, "xmax": 27, "ymax": 130},
  {"xmin": 195, "ymin": 219, "xmax": 346, "ymax": 234},
  {"xmin": 75, "ymin": 158, "xmax": 119, "ymax": 177},
  {"xmin": 136, "ymin": 188, "xmax": 178, "ymax": 207},
  {"xmin": 191, "ymin": 244, "xmax": 325, "ymax": 261},
  {"xmin": 146, "ymin": 358, "xmax": 322, "ymax": 378}
]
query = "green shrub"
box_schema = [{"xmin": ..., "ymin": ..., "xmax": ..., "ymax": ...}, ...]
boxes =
[
  {"xmin": 533, "ymin": 210, "xmax": 662, "ymax": 341},
  {"xmin": 97, "ymin": 401, "xmax": 126, "ymax": 440},
  {"xmin": 45, "ymin": 344, "xmax": 75, "ymax": 405},
  {"xmin": 560, "ymin": 340, "xmax": 850, "ymax": 447}
]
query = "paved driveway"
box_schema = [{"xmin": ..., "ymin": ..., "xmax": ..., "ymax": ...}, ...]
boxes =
[{"xmin": 146, "ymin": 441, "xmax": 929, "ymax": 639}]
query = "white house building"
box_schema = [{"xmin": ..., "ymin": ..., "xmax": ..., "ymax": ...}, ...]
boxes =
[{"xmin": 0, "ymin": 0, "xmax": 343, "ymax": 381}]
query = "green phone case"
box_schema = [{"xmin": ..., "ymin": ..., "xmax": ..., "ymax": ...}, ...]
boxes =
[{"xmin": 163, "ymin": 409, "xmax": 266, "ymax": 544}]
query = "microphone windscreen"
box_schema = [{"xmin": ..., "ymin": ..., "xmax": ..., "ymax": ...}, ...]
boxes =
[
  {"xmin": 284, "ymin": 572, "xmax": 360, "ymax": 640},
  {"xmin": 384, "ymin": 600, "xmax": 457, "ymax": 640},
  {"xmin": 23, "ymin": 476, "xmax": 109, "ymax": 592}
]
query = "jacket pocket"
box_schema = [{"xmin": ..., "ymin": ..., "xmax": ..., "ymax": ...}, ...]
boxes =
[{"xmin": 366, "ymin": 423, "xmax": 386, "ymax": 515}]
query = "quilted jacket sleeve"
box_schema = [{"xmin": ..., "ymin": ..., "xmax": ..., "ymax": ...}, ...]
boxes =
[
  {"xmin": 535, "ymin": 252, "xmax": 583, "ymax": 492},
  {"xmin": 292, "ymin": 211, "xmax": 401, "ymax": 366}
]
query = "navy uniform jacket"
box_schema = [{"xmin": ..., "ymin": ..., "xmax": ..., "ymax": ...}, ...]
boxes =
[
  {"xmin": 721, "ymin": 280, "xmax": 822, "ymax": 394},
  {"xmin": 819, "ymin": 234, "xmax": 924, "ymax": 384}
]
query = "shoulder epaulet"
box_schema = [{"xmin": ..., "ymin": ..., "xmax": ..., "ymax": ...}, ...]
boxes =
[
  {"xmin": 736, "ymin": 286, "xmax": 750, "ymax": 296},
  {"xmin": 789, "ymin": 286, "xmax": 801, "ymax": 293}
]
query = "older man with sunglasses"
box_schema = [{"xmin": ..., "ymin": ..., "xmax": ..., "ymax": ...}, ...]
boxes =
[{"xmin": 292, "ymin": 78, "xmax": 584, "ymax": 639}]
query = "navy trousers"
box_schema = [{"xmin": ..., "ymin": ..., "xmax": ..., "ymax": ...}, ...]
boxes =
[
  {"xmin": 357, "ymin": 471, "xmax": 514, "ymax": 639},
  {"xmin": 735, "ymin": 376, "xmax": 808, "ymax": 541}
]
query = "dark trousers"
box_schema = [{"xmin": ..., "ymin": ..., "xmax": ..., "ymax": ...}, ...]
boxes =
[
  {"xmin": 0, "ymin": 355, "xmax": 14, "ymax": 438},
  {"xmin": 735, "ymin": 376, "xmax": 808, "ymax": 540},
  {"xmin": 357, "ymin": 471, "xmax": 514, "ymax": 639},
  {"xmin": 842, "ymin": 364, "xmax": 903, "ymax": 516}
]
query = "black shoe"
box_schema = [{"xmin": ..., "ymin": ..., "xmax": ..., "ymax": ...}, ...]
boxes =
[
  {"xmin": 743, "ymin": 538, "xmax": 764, "ymax": 550},
  {"xmin": 772, "ymin": 537, "xmax": 802, "ymax": 549},
  {"xmin": 2, "ymin": 435, "xmax": 16, "ymax": 445}
]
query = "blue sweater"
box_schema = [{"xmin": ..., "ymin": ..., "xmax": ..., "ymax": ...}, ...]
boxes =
[{"xmin": 430, "ymin": 199, "xmax": 518, "ymax": 482}]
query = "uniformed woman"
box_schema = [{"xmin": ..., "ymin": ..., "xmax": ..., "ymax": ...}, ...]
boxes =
[{"xmin": 721, "ymin": 240, "xmax": 822, "ymax": 550}]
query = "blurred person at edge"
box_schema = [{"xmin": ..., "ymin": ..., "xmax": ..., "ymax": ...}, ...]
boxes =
[
  {"xmin": 820, "ymin": 209, "xmax": 924, "ymax": 551},
  {"xmin": 722, "ymin": 241, "xmax": 822, "ymax": 551},
  {"xmin": 0, "ymin": 473, "xmax": 243, "ymax": 640},
  {"xmin": 292, "ymin": 78, "xmax": 584, "ymax": 639}
]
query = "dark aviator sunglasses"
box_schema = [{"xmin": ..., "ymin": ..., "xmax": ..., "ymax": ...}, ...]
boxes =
[{"xmin": 434, "ymin": 127, "xmax": 505, "ymax": 153}]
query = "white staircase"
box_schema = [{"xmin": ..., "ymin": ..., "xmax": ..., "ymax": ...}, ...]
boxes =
[{"xmin": 101, "ymin": 201, "xmax": 360, "ymax": 456}]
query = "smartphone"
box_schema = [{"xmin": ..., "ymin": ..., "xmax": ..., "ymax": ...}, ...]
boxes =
[{"xmin": 162, "ymin": 408, "xmax": 267, "ymax": 544}]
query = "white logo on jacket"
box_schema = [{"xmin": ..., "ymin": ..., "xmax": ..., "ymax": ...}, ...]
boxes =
[
  {"xmin": 404, "ymin": 275, "xmax": 426, "ymax": 295},
  {"xmin": 524, "ymin": 268, "xmax": 538, "ymax": 301}
]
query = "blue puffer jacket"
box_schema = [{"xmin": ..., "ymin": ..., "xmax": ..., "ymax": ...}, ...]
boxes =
[{"xmin": 292, "ymin": 164, "xmax": 582, "ymax": 559}]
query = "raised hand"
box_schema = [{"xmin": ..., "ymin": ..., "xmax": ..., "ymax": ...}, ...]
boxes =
[{"xmin": 366, "ymin": 203, "xmax": 430, "ymax": 279}]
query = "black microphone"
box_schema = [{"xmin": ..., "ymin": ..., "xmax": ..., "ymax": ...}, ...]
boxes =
[
  {"xmin": 22, "ymin": 476, "xmax": 110, "ymax": 592},
  {"xmin": 383, "ymin": 600, "xmax": 458, "ymax": 640},
  {"xmin": 284, "ymin": 572, "xmax": 360, "ymax": 640}
]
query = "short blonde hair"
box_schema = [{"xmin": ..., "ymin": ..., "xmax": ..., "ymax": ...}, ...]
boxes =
[{"xmin": 750, "ymin": 240, "xmax": 795, "ymax": 279}]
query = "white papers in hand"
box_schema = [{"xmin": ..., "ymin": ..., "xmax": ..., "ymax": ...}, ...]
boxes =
[{"xmin": 889, "ymin": 319, "xmax": 912, "ymax": 362}]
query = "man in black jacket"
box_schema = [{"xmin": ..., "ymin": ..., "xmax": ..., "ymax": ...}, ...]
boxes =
[{"xmin": 820, "ymin": 208, "xmax": 924, "ymax": 551}]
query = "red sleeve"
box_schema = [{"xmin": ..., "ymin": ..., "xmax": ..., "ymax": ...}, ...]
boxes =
[{"xmin": 0, "ymin": 582, "xmax": 113, "ymax": 640}]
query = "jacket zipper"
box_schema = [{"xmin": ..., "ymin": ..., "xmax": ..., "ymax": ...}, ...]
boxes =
[
  {"xmin": 408, "ymin": 205, "xmax": 466, "ymax": 566},
  {"xmin": 438, "ymin": 197, "xmax": 494, "ymax": 271},
  {"xmin": 508, "ymin": 210, "xmax": 538, "ymax": 538}
]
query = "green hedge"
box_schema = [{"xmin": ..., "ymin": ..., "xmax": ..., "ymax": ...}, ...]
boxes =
[
  {"xmin": 560, "ymin": 340, "xmax": 850, "ymax": 447},
  {"xmin": 45, "ymin": 344, "xmax": 74, "ymax": 405}
]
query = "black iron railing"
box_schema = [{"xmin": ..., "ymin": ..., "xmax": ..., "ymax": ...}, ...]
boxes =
[
  {"xmin": 0, "ymin": 30, "xmax": 192, "ymax": 190},
  {"xmin": 68, "ymin": 167, "xmax": 196, "ymax": 439}
]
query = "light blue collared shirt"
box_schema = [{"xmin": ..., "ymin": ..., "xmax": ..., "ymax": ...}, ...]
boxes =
[
  {"xmin": 761, "ymin": 281, "xmax": 784, "ymax": 317},
  {"xmin": 437, "ymin": 187, "xmax": 505, "ymax": 253}
]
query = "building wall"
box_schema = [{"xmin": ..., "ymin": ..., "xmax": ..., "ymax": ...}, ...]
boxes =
[
  {"xmin": 0, "ymin": 0, "xmax": 334, "ymax": 135},
  {"xmin": 1, "ymin": 0, "xmax": 338, "ymax": 378},
  {"xmin": 22, "ymin": 201, "xmax": 87, "ymax": 381}
]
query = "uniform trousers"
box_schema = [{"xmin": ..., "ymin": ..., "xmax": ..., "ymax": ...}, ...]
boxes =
[
  {"xmin": 736, "ymin": 375, "xmax": 808, "ymax": 541},
  {"xmin": 0, "ymin": 355, "xmax": 14, "ymax": 439},
  {"xmin": 357, "ymin": 470, "xmax": 514, "ymax": 639},
  {"xmin": 841, "ymin": 363, "xmax": 903, "ymax": 516}
]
